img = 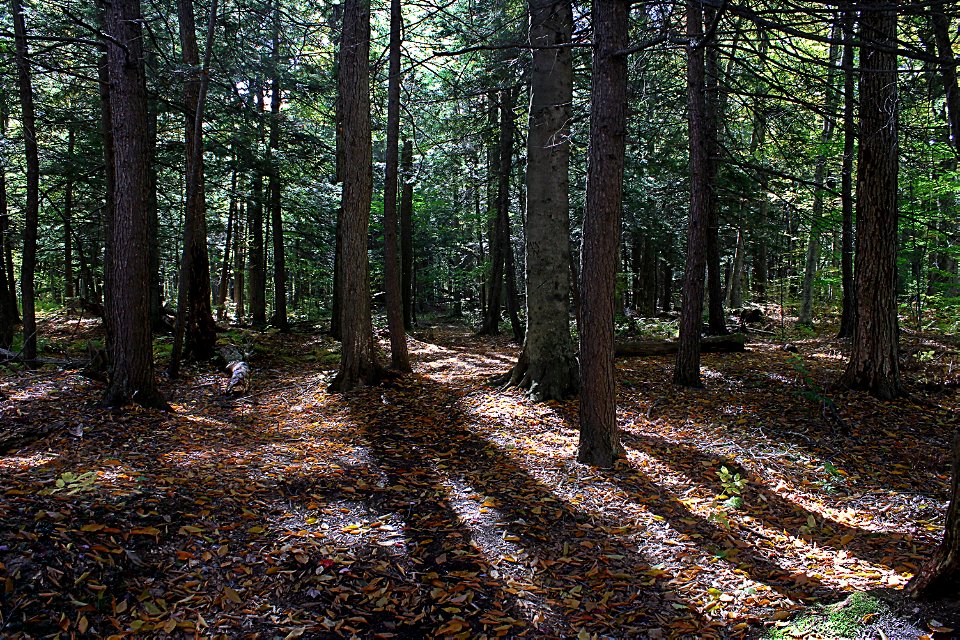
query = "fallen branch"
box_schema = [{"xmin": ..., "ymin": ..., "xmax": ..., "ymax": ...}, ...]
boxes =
[
  {"xmin": 224, "ymin": 360, "xmax": 252, "ymax": 394},
  {"xmin": 615, "ymin": 333, "xmax": 747, "ymax": 358}
]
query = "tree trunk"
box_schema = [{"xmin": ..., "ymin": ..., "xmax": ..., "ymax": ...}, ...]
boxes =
[
  {"xmin": 729, "ymin": 223, "xmax": 745, "ymax": 309},
  {"xmin": 216, "ymin": 177, "xmax": 235, "ymax": 321},
  {"xmin": 248, "ymin": 87, "xmax": 268, "ymax": 329},
  {"xmin": 97, "ymin": 51, "xmax": 113, "ymax": 322},
  {"xmin": 674, "ymin": 0, "xmax": 710, "ymax": 388},
  {"xmin": 842, "ymin": 1, "xmax": 900, "ymax": 400},
  {"xmin": 800, "ymin": 18, "xmax": 842, "ymax": 326},
  {"xmin": 906, "ymin": 431, "xmax": 960, "ymax": 598},
  {"xmin": 478, "ymin": 93, "xmax": 505, "ymax": 336},
  {"xmin": 170, "ymin": 0, "xmax": 218, "ymax": 376},
  {"xmin": 64, "ymin": 129, "xmax": 75, "ymax": 300},
  {"xmin": 101, "ymin": 0, "xmax": 167, "ymax": 410},
  {"xmin": 498, "ymin": 88, "xmax": 523, "ymax": 344},
  {"xmin": 837, "ymin": 8, "xmax": 857, "ymax": 339},
  {"xmin": 268, "ymin": 1, "xmax": 288, "ymax": 331},
  {"xmin": 578, "ymin": 0, "xmax": 629, "ymax": 468},
  {"xmin": 11, "ymin": 0, "xmax": 39, "ymax": 362},
  {"xmin": 400, "ymin": 139, "xmax": 414, "ymax": 330},
  {"xmin": 0, "ymin": 94, "xmax": 13, "ymax": 349},
  {"xmin": 234, "ymin": 202, "xmax": 246, "ymax": 322},
  {"xmin": 382, "ymin": 0, "xmax": 410, "ymax": 371},
  {"xmin": 146, "ymin": 78, "xmax": 164, "ymax": 333},
  {"xmin": 704, "ymin": 17, "xmax": 726, "ymax": 336},
  {"xmin": 328, "ymin": 0, "xmax": 383, "ymax": 393},
  {"xmin": 503, "ymin": 0, "xmax": 577, "ymax": 401}
]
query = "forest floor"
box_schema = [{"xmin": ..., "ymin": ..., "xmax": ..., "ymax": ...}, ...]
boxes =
[{"xmin": 1, "ymin": 313, "xmax": 960, "ymax": 639}]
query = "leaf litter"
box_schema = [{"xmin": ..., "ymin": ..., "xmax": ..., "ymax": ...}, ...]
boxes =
[{"xmin": 0, "ymin": 321, "xmax": 958, "ymax": 638}]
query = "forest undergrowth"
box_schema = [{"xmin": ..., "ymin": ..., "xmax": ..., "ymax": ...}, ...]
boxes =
[{"xmin": 1, "ymin": 314, "xmax": 959, "ymax": 639}]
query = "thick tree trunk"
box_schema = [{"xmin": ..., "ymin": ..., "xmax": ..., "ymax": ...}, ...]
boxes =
[
  {"xmin": 101, "ymin": 0, "xmax": 167, "ymax": 410},
  {"xmin": 328, "ymin": 0, "xmax": 383, "ymax": 392},
  {"xmin": 11, "ymin": 0, "xmax": 39, "ymax": 362},
  {"xmin": 674, "ymin": 0, "xmax": 710, "ymax": 388},
  {"xmin": 400, "ymin": 139, "xmax": 414, "ymax": 330},
  {"xmin": 842, "ymin": 1, "xmax": 900, "ymax": 400},
  {"xmin": 906, "ymin": 431, "xmax": 960, "ymax": 598},
  {"xmin": 268, "ymin": 3, "xmax": 288, "ymax": 331},
  {"xmin": 838, "ymin": 8, "xmax": 857, "ymax": 339},
  {"xmin": 504, "ymin": 0, "xmax": 577, "ymax": 400},
  {"xmin": 382, "ymin": 0, "xmax": 410, "ymax": 371},
  {"xmin": 578, "ymin": 0, "xmax": 629, "ymax": 468}
]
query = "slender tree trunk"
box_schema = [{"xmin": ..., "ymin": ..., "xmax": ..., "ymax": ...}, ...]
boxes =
[
  {"xmin": 729, "ymin": 224, "xmax": 745, "ymax": 309},
  {"xmin": 400, "ymin": 139, "xmax": 414, "ymax": 330},
  {"xmin": 479, "ymin": 93, "xmax": 505, "ymax": 336},
  {"xmin": 382, "ymin": 0, "xmax": 410, "ymax": 371},
  {"xmin": 268, "ymin": 1, "xmax": 288, "ymax": 331},
  {"xmin": 248, "ymin": 87, "xmax": 267, "ymax": 329},
  {"xmin": 101, "ymin": 0, "xmax": 167, "ymax": 410},
  {"xmin": 145, "ymin": 48, "xmax": 163, "ymax": 333},
  {"xmin": 578, "ymin": 0, "xmax": 629, "ymax": 468},
  {"xmin": 704, "ymin": 15, "xmax": 726, "ymax": 336},
  {"xmin": 0, "ymin": 92, "xmax": 13, "ymax": 348},
  {"xmin": 674, "ymin": 0, "xmax": 710, "ymax": 388},
  {"xmin": 842, "ymin": 0, "xmax": 900, "ymax": 400},
  {"xmin": 63, "ymin": 129, "xmax": 75, "ymax": 300},
  {"xmin": 328, "ymin": 0, "xmax": 383, "ymax": 392},
  {"xmin": 661, "ymin": 260, "xmax": 673, "ymax": 313},
  {"xmin": 98, "ymin": 51, "xmax": 113, "ymax": 323},
  {"xmin": 216, "ymin": 178, "xmax": 235, "ymax": 321},
  {"xmin": 800, "ymin": 19, "xmax": 842, "ymax": 326},
  {"xmin": 170, "ymin": 0, "xmax": 218, "ymax": 377},
  {"xmin": 234, "ymin": 202, "xmax": 246, "ymax": 322},
  {"xmin": 838, "ymin": 8, "xmax": 857, "ymax": 338},
  {"xmin": 505, "ymin": 0, "xmax": 577, "ymax": 400},
  {"xmin": 497, "ymin": 88, "xmax": 523, "ymax": 344},
  {"xmin": 11, "ymin": 0, "xmax": 39, "ymax": 362}
]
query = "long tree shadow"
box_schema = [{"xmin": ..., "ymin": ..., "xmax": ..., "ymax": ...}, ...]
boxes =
[
  {"xmin": 339, "ymin": 375, "xmax": 714, "ymax": 638},
  {"xmin": 618, "ymin": 430, "xmax": 934, "ymax": 568}
]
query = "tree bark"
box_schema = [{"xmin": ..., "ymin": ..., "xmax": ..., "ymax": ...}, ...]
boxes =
[
  {"xmin": 216, "ymin": 173, "xmax": 235, "ymax": 321},
  {"xmin": 842, "ymin": 0, "xmax": 900, "ymax": 400},
  {"xmin": 837, "ymin": 8, "xmax": 857, "ymax": 339},
  {"xmin": 578, "ymin": 0, "xmax": 629, "ymax": 468},
  {"xmin": 728, "ymin": 223, "xmax": 745, "ymax": 309},
  {"xmin": 498, "ymin": 88, "xmax": 523, "ymax": 344},
  {"xmin": 328, "ymin": 0, "xmax": 383, "ymax": 393},
  {"xmin": 382, "ymin": 0, "xmax": 410, "ymax": 371},
  {"xmin": 268, "ymin": 1, "xmax": 288, "ymax": 331},
  {"xmin": 101, "ymin": 0, "xmax": 167, "ymax": 410},
  {"xmin": 503, "ymin": 0, "xmax": 577, "ymax": 401},
  {"xmin": 170, "ymin": 0, "xmax": 218, "ymax": 377},
  {"xmin": 906, "ymin": 431, "xmax": 960, "ymax": 598},
  {"xmin": 248, "ymin": 86, "xmax": 268, "ymax": 329},
  {"xmin": 800, "ymin": 18, "xmax": 841, "ymax": 326},
  {"xmin": 674, "ymin": 0, "xmax": 710, "ymax": 388},
  {"xmin": 400, "ymin": 139, "xmax": 414, "ymax": 330},
  {"xmin": 233, "ymin": 202, "xmax": 245, "ymax": 322},
  {"xmin": 704, "ymin": 14, "xmax": 726, "ymax": 336},
  {"xmin": 11, "ymin": 0, "xmax": 39, "ymax": 362},
  {"xmin": 478, "ymin": 93, "xmax": 506, "ymax": 336},
  {"xmin": 64, "ymin": 128, "xmax": 75, "ymax": 300},
  {"xmin": 0, "ymin": 92, "xmax": 13, "ymax": 349}
]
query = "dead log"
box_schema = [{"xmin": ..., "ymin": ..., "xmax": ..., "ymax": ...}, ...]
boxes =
[{"xmin": 615, "ymin": 333, "xmax": 746, "ymax": 358}]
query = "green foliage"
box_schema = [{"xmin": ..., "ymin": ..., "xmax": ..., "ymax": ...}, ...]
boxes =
[
  {"xmin": 45, "ymin": 471, "xmax": 97, "ymax": 496},
  {"xmin": 766, "ymin": 592, "xmax": 882, "ymax": 639},
  {"xmin": 718, "ymin": 465, "xmax": 746, "ymax": 497}
]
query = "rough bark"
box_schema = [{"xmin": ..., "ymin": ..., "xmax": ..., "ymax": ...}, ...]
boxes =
[
  {"xmin": 400, "ymin": 139, "xmax": 414, "ymax": 330},
  {"xmin": 837, "ymin": 8, "xmax": 857, "ymax": 338},
  {"xmin": 842, "ymin": 1, "xmax": 900, "ymax": 400},
  {"xmin": 499, "ymin": 87, "xmax": 523, "ymax": 344},
  {"xmin": 503, "ymin": 0, "xmax": 578, "ymax": 401},
  {"xmin": 578, "ymin": 0, "xmax": 629, "ymax": 468},
  {"xmin": 906, "ymin": 431, "xmax": 960, "ymax": 598},
  {"xmin": 382, "ymin": 0, "xmax": 410, "ymax": 371},
  {"xmin": 234, "ymin": 202, "xmax": 246, "ymax": 322},
  {"xmin": 11, "ymin": 0, "xmax": 39, "ymax": 362},
  {"xmin": 328, "ymin": 0, "xmax": 383, "ymax": 393},
  {"xmin": 64, "ymin": 129, "xmax": 75, "ymax": 300},
  {"xmin": 704, "ymin": 15, "xmax": 726, "ymax": 336},
  {"xmin": 97, "ymin": 51, "xmax": 113, "ymax": 323},
  {"xmin": 0, "ymin": 95, "xmax": 13, "ymax": 349},
  {"xmin": 674, "ymin": 0, "xmax": 710, "ymax": 388},
  {"xmin": 216, "ymin": 179, "xmax": 235, "ymax": 321},
  {"xmin": 101, "ymin": 0, "xmax": 167, "ymax": 410},
  {"xmin": 268, "ymin": 2, "xmax": 288, "ymax": 331},
  {"xmin": 170, "ymin": 0, "xmax": 218, "ymax": 377}
]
